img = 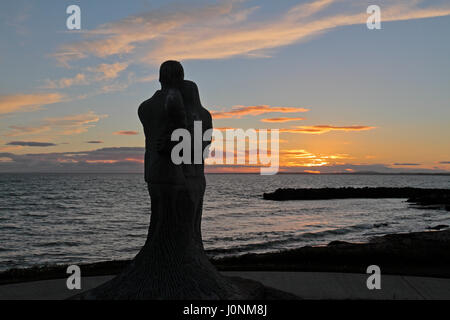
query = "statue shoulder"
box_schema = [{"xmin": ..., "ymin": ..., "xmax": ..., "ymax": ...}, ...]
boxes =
[
  {"xmin": 202, "ymin": 107, "xmax": 212, "ymax": 119},
  {"xmin": 200, "ymin": 106, "xmax": 212, "ymax": 128},
  {"xmin": 138, "ymin": 91, "xmax": 162, "ymax": 115}
]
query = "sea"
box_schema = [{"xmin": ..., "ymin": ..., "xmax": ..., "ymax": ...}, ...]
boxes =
[{"xmin": 1, "ymin": 173, "xmax": 449, "ymax": 271}]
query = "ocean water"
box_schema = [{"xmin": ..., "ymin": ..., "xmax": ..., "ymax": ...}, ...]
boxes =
[{"xmin": 0, "ymin": 173, "xmax": 449, "ymax": 271}]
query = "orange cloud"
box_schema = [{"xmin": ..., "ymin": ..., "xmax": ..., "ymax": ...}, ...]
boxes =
[
  {"xmin": 84, "ymin": 158, "xmax": 143, "ymax": 164},
  {"xmin": 214, "ymin": 127, "xmax": 235, "ymax": 131},
  {"xmin": 280, "ymin": 149, "xmax": 350, "ymax": 167},
  {"xmin": 124, "ymin": 157, "xmax": 144, "ymax": 164},
  {"xmin": 85, "ymin": 159, "xmax": 119, "ymax": 164},
  {"xmin": 0, "ymin": 93, "xmax": 64, "ymax": 115},
  {"xmin": 88, "ymin": 62, "xmax": 128, "ymax": 80},
  {"xmin": 211, "ymin": 105, "xmax": 309, "ymax": 119},
  {"xmin": 304, "ymin": 170, "xmax": 320, "ymax": 174},
  {"xmin": 44, "ymin": 73, "xmax": 87, "ymax": 89},
  {"xmin": 6, "ymin": 111, "xmax": 107, "ymax": 136},
  {"xmin": 280, "ymin": 125, "xmax": 376, "ymax": 134},
  {"xmin": 45, "ymin": 111, "xmax": 108, "ymax": 135},
  {"xmin": 205, "ymin": 165, "xmax": 263, "ymax": 174},
  {"xmin": 53, "ymin": 1, "xmax": 238, "ymax": 65},
  {"xmin": 146, "ymin": 0, "xmax": 450, "ymax": 62},
  {"xmin": 52, "ymin": 0, "xmax": 450, "ymax": 67},
  {"xmin": 113, "ymin": 130, "xmax": 139, "ymax": 135},
  {"xmin": 7, "ymin": 125, "xmax": 51, "ymax": 137},
  {"xmin": 136, "ymin": 74, "xmax": 158, "ymax": 83},
  {"xmin": 261, "ymin": 117, "xmax": 305, "ymax": 123},
  {"xmin": 0, "ymin": 145, "xmax": 22, "ymax": 152},
  {"xmin": 43, "ymin": 62, "xmax": 128, "ymax": 90}
]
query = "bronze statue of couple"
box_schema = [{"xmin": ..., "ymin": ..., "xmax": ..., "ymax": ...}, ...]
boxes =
[{"xmin": 74, "ymin": 61, "xmax": 295, "ymax": 300}]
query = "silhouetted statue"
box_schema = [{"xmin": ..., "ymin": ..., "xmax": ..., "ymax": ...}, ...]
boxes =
[{"xmin": 72, "ymin": 61, "xmax": 296, "ymax": 300}]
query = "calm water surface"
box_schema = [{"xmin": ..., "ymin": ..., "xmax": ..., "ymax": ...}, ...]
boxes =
[{"xmin": 0, "ymin": 173, "xmax": 449, "ymax": 271}]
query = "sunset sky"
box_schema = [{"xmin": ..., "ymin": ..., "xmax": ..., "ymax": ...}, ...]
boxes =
[{"xmin": 0, "ymin": 0, "xmax": 449, "ymax": 173}]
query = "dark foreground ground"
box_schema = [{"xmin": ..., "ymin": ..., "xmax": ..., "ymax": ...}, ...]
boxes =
[{"xmin": 1, "ymin": 229, "xmax": 449, "ymax": 285}]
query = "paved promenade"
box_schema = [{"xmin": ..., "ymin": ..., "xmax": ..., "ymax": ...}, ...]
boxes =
[{"xmin": 1, "ymin": 271, "xmax": 449, "ymax": 300}]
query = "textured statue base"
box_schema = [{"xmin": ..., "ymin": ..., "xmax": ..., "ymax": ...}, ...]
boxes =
[{"xmin": 70, "ymin": 182, "xmax": 298, "ymax": 300}]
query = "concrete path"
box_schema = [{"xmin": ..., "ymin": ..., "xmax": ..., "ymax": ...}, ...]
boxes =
[{"xmin": 1, "ymin": 272, "xmax": 449, "ymax": 300}]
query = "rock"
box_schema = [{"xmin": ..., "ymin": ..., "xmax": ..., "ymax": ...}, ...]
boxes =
[
  {"xmin": 407, "ymin": 192, "xmax": 450, "ymax": 211},
  {"xmin": 263, "ymin": 188, "xmax": 450, "ymax": 212},
  {"xmin": 427, "ymin": 225, "xmax": 449, "ymax": 231},
  {"xmin": 327, "ymin": 240, "xmax": 351, "ymax": 246}
]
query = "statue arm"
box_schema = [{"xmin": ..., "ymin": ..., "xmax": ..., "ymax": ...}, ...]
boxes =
[
  {"xmin": 203, "ymin": 110, "xmax": 213, "ymax": 148},
  {"xmin": 166, "ymin": 89, "xmax": 187, "ymax": 129},
  {"xmin": 137, "ymin": 103, "xmax": 145, "ymax": 126},
  {"xmin": 157, "ymin": 89, "xmax": 187, "ymax": 154}
]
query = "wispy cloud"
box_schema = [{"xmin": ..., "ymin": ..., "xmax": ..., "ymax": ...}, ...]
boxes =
[
  {"xmin": 0, "ymin": 144, "xmax": 22, "ymax": 152},
  {"xmin": 3, "ymin": 3, "xmax": 32, "ymax": 36},
  {"xmin": 393, "ymin": 163, "xmax": 421, "ymax": 166},
  {"xmin": 44, "ymin": 111, "xmax": 108, "ymax": 135},
  {"xmin": 53, "ymin": 1, "xmax": 240, "ymax": 65},
  {"xmin": 0, "ymin": 147, "xmax": 144, "ymax": 172},
  {"xmin": 280, "ymin": 148, "xmax": 350, "ymax": 167},
  {"xmin": 88, "ymin": 62, "xmax": 129, "ymax": 80},
  {"xmin": 86, "ymin": 140, "xmax": 104, "ymax": 144},
  {"xmin": 43, "ymin": 73, "xmax": 87, "ymax": 89},
  {"xmin": 43, "ymin": 62, "xmax": 129, "ymax": 89},
  {"xmin": 53, "ymin": 0, "xmax": 450, "ymax": 65},
  {"xmin": 280, "ymin": 125, "xmax": 376, "ymax": 134},
  {"xmin": 303, "ymin": 170, "xmax": 321, "ymax": 174},
  {"xmin": 7, "ymin": 125, "xmax": 51, "ymax": 137},
  {"xmin": 261, "ymin": 117, "xmax": 306, "ymax": 123},
  {"xmin": 0, "ymin": 146, "xmax": 447, "ymax": 174},
  {"xmin": 135, "ymin": 73, "xmax": 158, "ymax": 83},
  {"xmin": 6, "ymin": 111, "xmax": 107, "ymax": 136},
  {"xmin": 95, "ymin": 71, "xmax": 152, "ymax": 94},
  {"xmin": 113, "ymin": 130, "xmax": 139, "ymax": 135},
  {"xmin": 205, "ymin": 163, "xmax": 449, "ymax": 174},
  {"xmin": 212, "ymin": 105, "xmax": 309, "ymax": 119},
  {"xmin": 0, "ymin": 93, "xmax": 65, "ymax": 115},
  {"xmin": 147, "ymin": 0, "xmax": 450, "ymax": 62}
]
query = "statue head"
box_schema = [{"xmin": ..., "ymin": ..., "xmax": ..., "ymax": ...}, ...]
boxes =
[{"xmin": 159, "ymin": 60, "xmax": 184, "ymax": 89}]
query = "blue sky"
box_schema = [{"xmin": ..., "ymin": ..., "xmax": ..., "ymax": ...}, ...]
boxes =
[{"xmin": 0, "ymin": 0, "xmax": 449, "ymax": 173}]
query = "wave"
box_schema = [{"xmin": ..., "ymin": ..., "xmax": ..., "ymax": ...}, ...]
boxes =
[
  {"xmin": 35, "ymin": 241, "xmax": 81, "ymax": 248},
  {"xmin": 206, "ymin": 223, "xmax": 383, "ymax": 256}
]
